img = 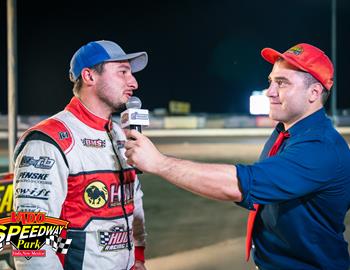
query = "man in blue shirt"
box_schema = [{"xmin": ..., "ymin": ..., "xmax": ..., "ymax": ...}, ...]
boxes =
[{"xmin": 124, "ymin": 43, "xmax": 350, "ymax": 269}]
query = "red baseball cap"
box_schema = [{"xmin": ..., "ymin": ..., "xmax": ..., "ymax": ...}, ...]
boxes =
[{"xmin": 261, "ymin": 43, "xmax": 334, "ymax": 90}]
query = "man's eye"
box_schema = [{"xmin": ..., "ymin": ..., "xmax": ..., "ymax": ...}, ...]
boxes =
[{"xmin": 276, "ymin": 80, "xmax": 285, "ymax": 87}]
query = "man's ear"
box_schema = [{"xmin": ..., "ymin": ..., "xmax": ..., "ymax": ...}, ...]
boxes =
[
  {"xmin": 309, "ymin": 83, "xmax": 323, "ymax": 103},
  {"xmin": 81, "ymin": 68, "xmax": 95, "ymax": 85}
]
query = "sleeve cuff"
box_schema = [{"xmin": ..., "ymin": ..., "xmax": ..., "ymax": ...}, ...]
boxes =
[
  {"xmin": 235, "ymin": 164, "xmax": 255, "ymax": 210},
  {"xmin": 135, "ymin": 246, "xmax": 145, "ymax": 262}
]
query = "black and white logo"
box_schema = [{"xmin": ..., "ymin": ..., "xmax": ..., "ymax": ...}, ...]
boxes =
[
  {"xmin": 19, "ymin": 156, "xmax": 55, "ymax": 169},
  {"xmin": 15, "ymin": 188, "xmax": 51, "ymax": 200}
]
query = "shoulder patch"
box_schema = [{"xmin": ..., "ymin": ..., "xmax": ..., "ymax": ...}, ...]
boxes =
[{"xmin": 30, "ymin": 118, "xmax": 74, "ymax": 154}]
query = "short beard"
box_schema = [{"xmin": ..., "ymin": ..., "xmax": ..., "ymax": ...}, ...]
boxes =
[
  {"xmin": 114, "ymin": 103, "xmax": 127, "ymax": 113},
  {"xmin": 96, "ymin": 83, "xmax": 125, "ymax": 113}
]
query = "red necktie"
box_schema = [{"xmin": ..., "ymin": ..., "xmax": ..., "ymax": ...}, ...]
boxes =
[{"xmin": 245, "ymin": 131, "xmax": 290, "ymax": 261}]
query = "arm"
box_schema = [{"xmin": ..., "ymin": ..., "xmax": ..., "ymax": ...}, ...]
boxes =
[
  {"xmin": 13, "ymin": 139, "xmax": 68, "ymax": 270},
  {"xmin": 124, "ymin": 130, "xmax": 242, "ymax": 202},
  {"xmin": 132, "ymin": 177, "xmax": 147, "ymax": 270}
]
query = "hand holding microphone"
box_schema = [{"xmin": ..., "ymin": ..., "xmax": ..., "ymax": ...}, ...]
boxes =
[
  {"xmin": 121, "ymin": 96, "xmax": 149, "ymax": 132},
  {"xmin": 121, "ymin": 96, "xmax": 149, "ymax": 173}
]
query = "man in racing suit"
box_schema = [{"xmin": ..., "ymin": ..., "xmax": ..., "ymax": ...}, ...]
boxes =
[{"xmin": 13, "ymin": 40, "xmax": 148, "ymax": 270}]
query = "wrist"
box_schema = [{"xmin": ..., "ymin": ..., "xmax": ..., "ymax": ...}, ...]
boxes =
[
  {"xmin": 154, "ymin": 154, "xmax": 170, "ymax": 175},
  {"xmin": 135, "ymin": 246, "xmax": 145, "ymax": 262}
]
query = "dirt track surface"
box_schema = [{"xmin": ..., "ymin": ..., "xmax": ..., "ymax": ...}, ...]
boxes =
[{"xmin": 146, "ymin": 237, "xmax": 257, "ymax": 270}]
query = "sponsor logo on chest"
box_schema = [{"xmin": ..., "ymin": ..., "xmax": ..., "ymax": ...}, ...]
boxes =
[
  {"xmin": 81, "ymin": 138, "xmax": 106, "ymax": 148},
  {"xmin": 98, "ymin": 225, "xmax": 132, "ymax": 252},
  {"xmin": 83, "ymin": 181, "xmax": 135, "ymax": 209}
]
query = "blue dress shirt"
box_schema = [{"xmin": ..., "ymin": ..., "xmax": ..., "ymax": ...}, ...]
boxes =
[{"xmin": 237, "ymin": 108, "xmax": 350, "ymax": 270}]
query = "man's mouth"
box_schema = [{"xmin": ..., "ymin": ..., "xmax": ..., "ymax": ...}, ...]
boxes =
[{"xmin": 124, "ymin": 92, "xmax": 133, "ymax": 98}]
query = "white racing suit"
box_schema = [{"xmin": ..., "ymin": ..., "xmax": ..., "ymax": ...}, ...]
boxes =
[{"xmin": 13, "ymin": 97, "xmax": 146, "ymax": 270}]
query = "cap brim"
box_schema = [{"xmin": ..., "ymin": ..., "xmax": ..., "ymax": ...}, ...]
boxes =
[
  {"xmin": 261, "ymin": 48, "xmax": 308, "ymax": 72},
  {"xmin": 105, "ymin": 52, "xmax": 148, "ymax": 73},
  {"xmin": 261, "ymin": 48, "xmax": 284, "ymax": 64}
]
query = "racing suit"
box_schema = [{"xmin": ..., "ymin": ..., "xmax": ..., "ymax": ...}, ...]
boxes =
[{"xmin": 13, "ymin": 97, "xmax": 146, "ymax": 270}]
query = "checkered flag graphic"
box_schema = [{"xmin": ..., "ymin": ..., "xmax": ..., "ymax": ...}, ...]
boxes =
[
  {"xmin": 46, "ymin": 235, "xmax": 72, "ymax": 254},
  {"xmin": 99, "ymin": 231, "xmax": 111, "ymax": 245},
  {"xmin": 0, "ymin": 241, "xmax": 10, "ymax": 252}
]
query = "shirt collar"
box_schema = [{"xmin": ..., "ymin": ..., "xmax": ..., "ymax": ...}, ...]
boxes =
[
  {"xmin": 65, "ymin": 97, "xmax": 112, "ymax": 131},
  {"xmin": 276, "ymin": 108, "xmax": 327, "ymax": 136}
]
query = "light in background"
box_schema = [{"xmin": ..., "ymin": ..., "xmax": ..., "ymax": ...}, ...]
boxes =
[{"xmin": 249, "ymin": 90, "xmax": 269, "ymax": 115}]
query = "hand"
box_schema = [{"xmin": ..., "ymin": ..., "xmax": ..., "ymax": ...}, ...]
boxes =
[
  {"xmin": 134, "ymin": 260, "xmax": 147, "ymax": 270},
  {"xmin": 124, "ymin": 129, "xmax": 165, "ymax": 174}
]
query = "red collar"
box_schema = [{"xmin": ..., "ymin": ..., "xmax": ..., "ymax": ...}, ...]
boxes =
[{"xmin": 65, "ymin": 97, "xmax": 112, "ymax": 131}]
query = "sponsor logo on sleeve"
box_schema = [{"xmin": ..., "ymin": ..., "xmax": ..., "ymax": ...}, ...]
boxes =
[
  {"xmin": 0, "ymin": 212, "xmax": 71, "ymax": 260},
  {"xmin": 15, "ymin": 205, "xmax": 46, "ymax": 213},
  {"xmin": 58, "ymin": 131, "xmax": 70, "ymax": 140},
  {"xmin": 19, "ymin": 156, "xmax": 55, "ymax": 169},
  {"xmin": 15, "ymin": 188, "xmax": 50, "ymax": 201},
  {"xmin": 16, "ymin": 172, "xmax": 52, "ymax": 185},
  {"xmin": 98, "ymin": 225, "xmax": 132, "ymax": 251}
]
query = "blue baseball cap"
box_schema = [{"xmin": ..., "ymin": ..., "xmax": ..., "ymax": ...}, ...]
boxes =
[{"xmin": 69, "ymin": 40, "xmax": 148, "ymax": 81}]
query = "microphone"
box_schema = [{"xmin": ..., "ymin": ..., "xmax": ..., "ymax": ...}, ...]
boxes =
[
  {"xmin": 120, "ymin": 96, "xmax": 149, "ymax": 132},
  {"xmin": 120, "ymin": 96, "xmax": 149, "ymax": 174}
]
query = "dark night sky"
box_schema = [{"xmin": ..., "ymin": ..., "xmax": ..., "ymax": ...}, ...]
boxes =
[{"xmin": 1, "ymin": 0, "xmax": 350, "ymax": 115}]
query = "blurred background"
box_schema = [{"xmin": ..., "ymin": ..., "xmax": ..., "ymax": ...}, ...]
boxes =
[
  {"xmin": 1, "ymin": 0, "xmax": 350, "ymax": 269},
  {"xmin": 1, "ymin": 0, "xmax": 350, "ymax": 115}
]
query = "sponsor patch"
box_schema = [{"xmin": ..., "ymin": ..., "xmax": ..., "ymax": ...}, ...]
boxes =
[
  {"xmin": 84, "ymin": 181, "xmax": 108, "ymax": 208},
  {"xmin": 131, "ymin": 112, "xmax": 148, "ymax": 120},
  {"xmin": 18, "ymin": 172, "xmax": 49, "ymax": 181},
  {"xmin": 98, "ymin": 225, "xmax": 131, "ymax": 251},
  {"xmin": 121, "ymin": 113, "xmax": 129, "ymax": 125},
  {"xmin": 15, "ymin": 205, "xmax": 46, "ymax": 213},
  {"xmin": 81, "ymin": 138, "xmax": 106, "ymax": 148},
  {"xmin": 15, "ymin": 188, "xmax": 50, "ymax": 201},
  {"xmin": 0, "ymin": 212, "xmax": 71, "ymax": 260},
  {"xmin": 19, "ymin": 156, "xmax": 55, "ymax": 170},
  {"xmin": 16, "ymin": 178, "xmax": 52, "ymax": 185},
  {"xmin": 109, "ymin": 183, "xmax": 134, "ymax": 207},
  {"xmin": 58, "ymin": 131, "xmax": 70, "ymax": 140},
  {"xmin": 287, "ymin": 45, "xmax": 304, "ymax": 56},
  {"xmin": 116, "ymin": 140, "xmax": 125, "ymax": 149}
]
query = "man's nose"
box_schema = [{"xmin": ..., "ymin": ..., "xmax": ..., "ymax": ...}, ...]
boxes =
[
  {"xmin": 266, "ymin": 84, "xmax": 277, "ymax": 97},
  {"xmin": 127, "ymin": 74, "xmax": 138, "ymax": 90}
]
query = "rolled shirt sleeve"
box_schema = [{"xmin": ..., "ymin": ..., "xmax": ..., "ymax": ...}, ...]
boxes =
[{"xmin": 236, "ymin": 134, "xmax": 342, "ymax": 209}]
